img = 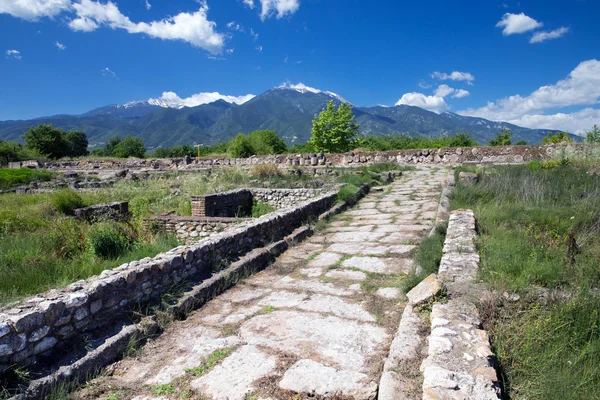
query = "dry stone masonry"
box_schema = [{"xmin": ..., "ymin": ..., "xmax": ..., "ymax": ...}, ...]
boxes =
[
  {"xmin": 420, "ymin": 210, "xmax": 501, "ymax": 399},
  {"xmin": 0, "ymin": 191, "xmax": 338, "ymax": 375}
]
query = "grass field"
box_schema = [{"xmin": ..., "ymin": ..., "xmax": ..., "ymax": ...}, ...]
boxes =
[
  {"xmin": 452, "ymin": 162, "xmax": 600, "ymax": 399},
  {"xmin": 0, "ymin": 168, "xmax": 54, "ymax": 190}
]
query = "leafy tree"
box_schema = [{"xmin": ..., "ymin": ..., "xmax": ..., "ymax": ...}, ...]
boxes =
[
  {"xmin": 104, "ymin": 136, "xmax": 122, "ymax": 157},
  {"xmin": 308, "ymin": 101, "xmax": 360, "ymax": 153},
  {"xmin": 542, "ymin": 131, "xmax": 574, "ymax": 144},
  {"xmin": 586, "ymin": 125, "xmax": 600, "ymax": 143},
  {"xmin": 23, "ymin": 124, "xmax": 68, "ymax": 159},
  {"xmin": 64, "ymin": 131, "xmax": 89, "ymax": 157},
  {"xmin": 247, "ymin": 130, "xmax": 287, "ymax": 155},
  {"xmin": 515, "ymin": 140, "xmax": 528, "ymax": 145},
  {"xmin": 488, "ymin": 129, "xmax": 512, "ymax": 146},
  {"xmin": 0, "ymin": 140, "xmax": 37, "ymax": 165},
  {"xmin": 113, "ymin": 136, "xmax": 146, "ymax": 158},
  {"xmin": 228, "ymin": 134, "xmax": 253, "ymax": 158}
]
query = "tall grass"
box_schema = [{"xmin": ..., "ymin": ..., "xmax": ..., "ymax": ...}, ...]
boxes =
[
  {"xmin": 453, "ymin": 163, "xmax": 600, "ymax": 399},
  {"xmin": 0, "ymin": 168, "xmax": 54, "ymax": 189}
]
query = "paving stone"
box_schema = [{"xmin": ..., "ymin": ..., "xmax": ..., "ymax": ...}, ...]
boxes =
[
  {"xmin": 257, "ymin": 291, "xmax": 308, "ymax": 308},
  {"xmin": 325, "ymin": 269, "xmax": 367, "ymax": 281},
  {"xmin": 240, "ymin": 310, "xmax": 388, "ymax": 372},
  {"xmin": 307, "ymin": 252, "xmax": 342, "ymax": 268},
  {"xmin": 259, "ymin": 276, "xmax": 354, "ymax": 296},
  {"xmin": 342, "ymin": 256, "xmax": 412, "ymax": 274},
  {"xmin": 298, "ymin": 267, "xmax": 323, "ymax": 277},
  {"xmin": 376, "ymin": 287, "xmax": 401, "ymax": 299},
  {"xmin": 191, "ymin": 345, "xmax": 277, "ymax": 400},
  {"xmin": 328, "ymin": 232, "xmax": 385, "ymax": 243},
  {"xmin": 326, "ymin": 242, "xmax": 364, "ymax": 254},
  {"xmin": 230, "ymin": 287, "xmax": 271, "ymax": 303},
  {"xmin": 297, "ymin": 294, "xmax": 375, "ymax": 322},
  {"xmin": 279, "ymin": 359, "xmax": 377, "ymax": 399}
]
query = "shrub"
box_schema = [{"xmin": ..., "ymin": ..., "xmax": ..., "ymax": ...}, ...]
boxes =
[
  {"xmin": 129, "ymin": 196, "xmax": 152, "ymax": 218},
  {"xmin": 51, "ymin": 190, "xmax": 85, "ymax": 215},
  {"xmin": 251, "ymin": 201, "xmax": 275, "ymax": 218},
  {"xmin": 250, "ymin": 164, "xmax": 283, "ymax": 178},
  {"xmin": 87, "ymin": 222, "xmax": 132, "ymax": 259},
  {"xmin": 247, "ymin": 130, "xmax": 287, "ymax": 154},
  {"xmin": 488, "ymin": 129, "xmax": 512, "ymax": 146},
  {"xmin": 337, "ymin": 184, "xmax": 361, "ymax": 205},
  {"xmin": 228, "ymin": 134, "xmax": 253, "ymax": 158},
  {"xmin": 113, "ymin": 136, "xmax": 146, "ymax": 158}
]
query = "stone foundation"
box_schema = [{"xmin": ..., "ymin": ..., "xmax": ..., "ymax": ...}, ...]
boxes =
[
  {"xmin": 0, "ymin": 191, "xmax": 337, "ymax": 376},
  {"xmin": 73, "ymin": 202, "xmax": 129, "ymax": 222}
]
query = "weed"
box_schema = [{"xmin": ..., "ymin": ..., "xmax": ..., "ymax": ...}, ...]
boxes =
[
  {"xmin": 185, "ymin": 347, "xmax": 234, "ymax": 377},
  {"xmin": 51, "ymin": 189, "xmax": 85, "ymax": 215},
  {"xmin": 0, "ymin": 168, "xmax": 54, "ymax": 190},
  {"xmin": 151, "ymin": 384, "xmax": 176, "ymax": 396},
  {"xmin": 260, "ymin": 305, "xmax": 276, "ymax": 314},
  {"xmin": 251, "ymin": 201, "xmax": 275, "ymax": 218}
]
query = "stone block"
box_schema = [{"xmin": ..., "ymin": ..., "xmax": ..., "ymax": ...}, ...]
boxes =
[{"xmin": 406, "ymin": 274, "xmax": 443, "ymax": 307}]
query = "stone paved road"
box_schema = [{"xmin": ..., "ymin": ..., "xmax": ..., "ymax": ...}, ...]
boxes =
[{"xmin": 76, "ymin": 166, "xmax": 449, "ymax": 400}]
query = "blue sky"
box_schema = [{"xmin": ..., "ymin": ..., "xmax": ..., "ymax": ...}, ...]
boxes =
[{"xmin": 1, "ymin": 0, "xmax": 599, "ymax": 133}]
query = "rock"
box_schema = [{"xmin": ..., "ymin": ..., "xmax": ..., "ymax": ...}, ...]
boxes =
[
  {"xmin": 32, "ymin": 337, "xmax": 57, "ymax": 355},
  {"xmin": 0, "ymin": 322, "xmax": 11, "ymax": 339},
  {"xmin": 376, "ymin": 287, "xmax": 400, "ymax": 299},
  {"xmin": 406, "ymin": 274, "xmax": 443, "ymax": 307},
  {"xmin": 279, "ymin": 359, "xmax": 377, "ymax": 399},
  {"xmin": 11, "ymin": 311, "xmax": 44, "ymax": 333},
  {"xmin": 458, "ymin": 171, "xmax": 479, "ymax": 185},
  {"xmin": 28, "ymin": 326, "xmax": 50, "ymax": 342}
]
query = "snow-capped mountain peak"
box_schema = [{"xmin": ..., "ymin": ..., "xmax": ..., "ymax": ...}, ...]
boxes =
[{"xmin": 277, "ymin": 82, "xmax": 352, "ymax": 105}]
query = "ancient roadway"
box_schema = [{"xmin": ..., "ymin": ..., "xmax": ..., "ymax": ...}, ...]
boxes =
[{"xmin": 77, "ymin": 166, "xmax": 449, "ymax": 400}]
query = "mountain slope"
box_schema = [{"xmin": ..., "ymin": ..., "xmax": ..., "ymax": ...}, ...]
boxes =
[{"xmin": 0, "ymin": 88, "xmax": 563, "ymax": 148}]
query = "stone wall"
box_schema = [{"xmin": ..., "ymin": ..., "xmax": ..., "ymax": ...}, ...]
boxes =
[
  {"xmin": 145, "ymin": 216, "xmax": 249, "ymax": 241},
  {"xmin": 191, "ymin": 190, "xmax": 253, "ymax": 217},
  {"xmin": 249, "ymin": 188, "xmax": 324, "ymax": 209},
  {"xmin": 41, "ymin": 144, "xmax": 583, "ymax": 172},
  {"xmin": 73, "ymin": 202, "xmax": 129, "ymax": 222},
  {"xmin": 0, "ymin": 191, "xmax": 337, "ymax": 375}
]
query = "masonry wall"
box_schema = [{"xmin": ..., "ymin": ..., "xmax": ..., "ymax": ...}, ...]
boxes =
[
  {"xmin": 145, "ymin": 216, "xmax": 248, "ymax": 241},
  {"xmin": 249, "ymin": 188, "xmax": 324, "ymax": 209},
  {"xmin": 0, "ymin": 191, "xmax": 338, "ymax": 375},
  {"xmin": 191, "ymin": 190, "xmax": 253, "ymax": 217},
  {"xmin": 43, "ymin": 144, "xmax": 583, "ymax": 171},
  {"xmin": 74, "ymin": 202, "xmax": 129, "ymax": 222}
]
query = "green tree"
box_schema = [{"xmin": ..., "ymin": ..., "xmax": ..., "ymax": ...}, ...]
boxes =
[
  {"xmin": 0, "ymin": 140, "xmax": 37, "ymax": 165},
  {"xmin": 64, "ymin": 131, "xmax": 89, "ymax": 157},
  {"xmin": 104, "ymin": 136, "xmax": 122, "ymax": 156},
  {"xmin": 515, "ymin": 140, "xmax": 528, "ymax": 145},
  {"xmin": 113, "ymin": 136, "xmax": 146, "ymax": 158},
  {"xmin": 488, "ymin": 129, "xmax": 512, "ymax": 146},
  {"xmin": 308, "ymin": 101, "xmax": 360, "ymax": 153},
  {"xmin": 247, "ymin": 130, "xmax": 287, "ymax": 154},
  {"xmin": 228, "ymin": 134, "xmax": 253, "ymax": 158},
  {"xmin": 23, "ymin": 124, "xmax": 67, "ymax": 159},
  {"xmin": 586, "ymin": 125, "xmax": 600, "ymax": 143},
  {"xmin": 542, "ymin": 131, "xmax": 574, "ymax": 144}
]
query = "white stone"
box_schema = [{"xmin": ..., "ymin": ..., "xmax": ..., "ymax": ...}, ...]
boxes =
[
  {"xmin": 279, "ymin": 359, "xmax": 377, "ymax": 399},
  {"xmin": 298, "ymin": 267, "xmax": 323, "ymax": 277},
  {"xmin": 257, "ymin": 291, "xmax": 308, "ymax": 308},
  {"xmin": 422, "ymin": 365, "xmax": 458, "ymax": 390},
  {"xmin": 28, "ymin": 326, "xmax": 50, "ymax": 342},
  {"xmin": 431, "ymin": 327, "xmax": 457, "ymax": 337},
  {"xmin": 342, "ymin": 256, "xmax": 411, "ymax": 274},
  {"xmin": 431, "ymin": 318, "xmax": 450, "ymax": 328},
  {"xmin": 325, "ymin": 269, "xmax": 367, "ymax": 281},
  {"xmin": 376, "ymin": 287, "xmax": 400, "ymax": 299},
  {"xmin": 464, "ymin": 352, "xmax": 474, "ymax": 361},
  {"xmin": 240, "ymin": 310, "xmax": 388, "ymax": 372},
  {"xmin": 406, "ymin": 274, "xmax": 443, "ymax": 306},
  {"xmin": 0, "ymin": 322, "xmax": 11, "ymax": 338},
  {"xmin": 191, "ymin": 345, "xmax": 277, "ymax": 400},
  {"xmin": 307, "ymin": 252, "xmax": 342, "ymax": 268},
  {"xmin": 229, "ymin": 287, "xmax": 270, "ymax": 303},
  {"xmin": 297, "ymin": 294, "xmax": 375, "ymax": 322},
  {"xmin": 428, "ymin": 336, "xmax": 453, "ymax": 355}
]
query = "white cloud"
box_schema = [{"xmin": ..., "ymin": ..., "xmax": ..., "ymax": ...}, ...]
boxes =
[
  {"xmin": 226, "ymin": 48, "xmax": 234, "ymax": 54},
  {"xmin": 250, "ymin": 27, "xmax": 258, "ymax": 40},
  {"xmin": 242, "ymin": 0, "xmax": 255, "ymax": 8},
  {"xmin": 452, "ymin": 89, "xmax": 470, "ymax": 99},
  {"xmin": 496, "ymin": 12, "xmax": 543, "ymax": 35},
  {"xmin": 144, "ymin": 0, "xmax": 151, "ymax": 10},
  {"xmin": 431, "ymin": 71, "xmax": 475, "ymax": 85},
  {"xmin": 68, "ymin": 0, "xmax": 224, "ymax": 54},
  {"xmin": 530, "ymin": 27, "xmax": 569, "ymax": 44},
  {"xmin": 150, "ymin": 91, "xmax": 255, "ymax": 107},
  {"xmin": 284, "ymin": 56, "xmax": 288, "ymax": 63},
  {"xmin": 55, "ymin": 41, "xmax": 66, "ymax": 50},
  {"xmin": 395, "ymin": 92, "xmax": 449, "ymax": 113},
  {"xmin": 459, "ymin": 59, "xmax": 600, "ymax": 133},
  {"xmin": 6, "ymin": 49, "xmax": 22, "ymax": 59},
  {"xmin": 0, "ymin": 0, "xmax": 71, "ymax": 21},
  {"xmin": 101, "ymin": 67, "xmax": 117, "ymax": 77},
  {"xmin": 259, "ymin": 0, "xmax": 300, "ymax": 20},
  {"xmin": 226, "ymin": 21, "xmax": 244, "ymax": 32},
  {"xmin": 506, "ymin": 108, "xmax": 600, "ymax": 134},
  {"xmin": 256, "ymin": 45, "xmax": 263, "ymax": 52},
  {"xmin": 418, "ymin": 81, "xmax": 432, "ymax": 89},
  {"xmin": 434, "ymin": 84, "xmax": 454, "ymax": 98}
]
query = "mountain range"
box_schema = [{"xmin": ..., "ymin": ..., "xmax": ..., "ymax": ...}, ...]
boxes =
[{"xmin": 0, "ymin": 87, "xmax": 561, "ymax": 149}]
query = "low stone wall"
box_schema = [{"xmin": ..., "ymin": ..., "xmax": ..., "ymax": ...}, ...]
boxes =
[
  {"xmin": 249, "ymin": 188, "xmax": 324, "ymax": 209},
  {"xmin": 421, "ymin": 210, "xmax": 501, "ymax": 399},
  {"xmin": 191, "ymin": 190, "xmax": 253, "ymax": 217},
  {"xmin": 74, "ymin": 202, "xmax": 129, "ymax": 222},
  {"xmin": 0, "ymin": 191, "xmax": 337, "ymax": 376},
  {"xmin": 42, "ymin": 144, "xmax": 583, "ymax": 172},
  {"xmin": 145, "ymin": 216, "xmax": 249, "ymax": 241}
]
